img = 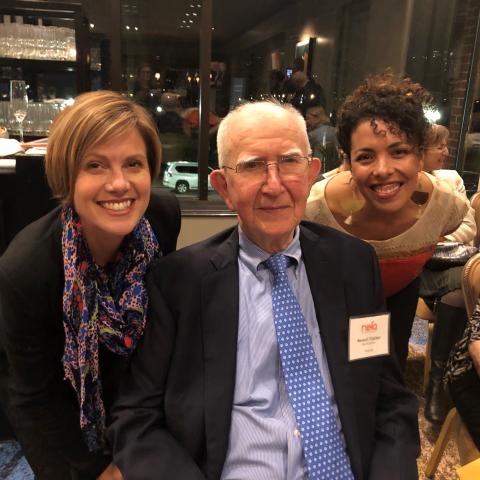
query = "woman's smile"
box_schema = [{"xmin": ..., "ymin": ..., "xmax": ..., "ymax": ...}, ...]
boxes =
[{"xmin": 370, "ymin": 181, "xmax": 402, "ymax": 198}]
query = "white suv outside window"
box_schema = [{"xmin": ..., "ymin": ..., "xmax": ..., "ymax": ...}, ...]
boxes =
[{"xmin": 162, "ymin": 161, "xmax": 214, "ymax": 194}]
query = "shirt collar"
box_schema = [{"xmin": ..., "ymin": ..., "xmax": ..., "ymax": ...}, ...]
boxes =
[{"xmin": 238, "ymin": 226, "xmax": 301, "ymax": 275}]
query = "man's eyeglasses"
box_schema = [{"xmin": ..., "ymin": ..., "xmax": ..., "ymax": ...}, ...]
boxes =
[{"xmin": 223, "ymin": 155, "xmax": 312, "ymax": 178}]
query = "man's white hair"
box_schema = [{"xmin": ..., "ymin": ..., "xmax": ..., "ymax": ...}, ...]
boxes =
[{"xmin": 217, "ymin": 101, "xmax": 311, "ymax": 167}]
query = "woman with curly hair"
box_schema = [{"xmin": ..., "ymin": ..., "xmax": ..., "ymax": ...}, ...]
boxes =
[{"xmin": 305, "ymin": 70, "xmax": 469, "ymax": 370}]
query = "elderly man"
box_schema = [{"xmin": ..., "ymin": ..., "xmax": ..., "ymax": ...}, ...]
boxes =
[{"xmin": 108, "ymin": 101, "xmax": 419, "ymax": 480}]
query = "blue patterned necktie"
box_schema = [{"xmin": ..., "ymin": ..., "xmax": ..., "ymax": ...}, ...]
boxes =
[{"xmin": 264, "ymin": 254, "xmax": 354, "ymax": 480}]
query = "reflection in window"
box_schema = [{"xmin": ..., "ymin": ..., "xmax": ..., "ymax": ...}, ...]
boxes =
[{"xmin": 1, "ymin": 0, "xmax": 479, "ymax": 201}]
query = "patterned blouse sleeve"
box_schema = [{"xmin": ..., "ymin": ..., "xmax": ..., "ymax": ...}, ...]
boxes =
[{"xmin": 468, "ymin": 301, "xmax": 480, "ymax": 343}]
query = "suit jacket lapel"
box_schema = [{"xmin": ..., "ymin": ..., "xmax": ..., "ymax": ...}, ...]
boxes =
[
  {"xmin": 300, "ymin": 225, "xmax": 363, "ymax": 477},
  {"xmin": 202, "ymin": 228, "xmax": 240, "ymax": 480}
]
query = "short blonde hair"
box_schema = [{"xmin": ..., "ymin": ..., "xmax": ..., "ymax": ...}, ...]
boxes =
[
  {"xmin": 45, "ymin": 90, "xmax": 161, "ymax": 204},
  {"xmin": 426, "ymin": 123, "xmax": 449, "ymax": 147},
  {"xmin": 217, "ymin": 100, "xmax": 310, "ymax": 167}
]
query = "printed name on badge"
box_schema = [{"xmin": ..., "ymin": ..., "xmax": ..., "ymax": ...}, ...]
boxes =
[{"xmin": 348, "ymin": 313, "xmax": 390, "ymax": 361}]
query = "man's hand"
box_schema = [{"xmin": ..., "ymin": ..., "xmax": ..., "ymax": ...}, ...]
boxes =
[
  {"xmin": 468, "ymin": 340, "xmax": 480, "ymax": 376},
  {"xmin": 97, "ymin": 463, "xmax": 124, "ymax": 480}
]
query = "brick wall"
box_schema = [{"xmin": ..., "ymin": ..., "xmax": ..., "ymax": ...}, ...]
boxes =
[{"xmin": 447, "ymin": 0, "xmax": 480, "ymax": 168}]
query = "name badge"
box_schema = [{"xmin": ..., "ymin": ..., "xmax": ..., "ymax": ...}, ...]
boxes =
[{"xmin": 348, "ymin": 313, "xmax": 390, "ymax": 361}]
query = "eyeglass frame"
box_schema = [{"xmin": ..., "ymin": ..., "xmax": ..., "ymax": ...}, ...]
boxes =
[
  {"xmin": 427, "ymin": 143, "xmax": 448, "ymax": 151},
  {"xmin": 222, "ymin": 154, "xmax": 313, "ymax": 177}
]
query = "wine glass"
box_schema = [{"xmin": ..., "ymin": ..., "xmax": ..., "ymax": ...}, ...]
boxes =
[{"xmin": 10, "ymin": 80, "xmax": 29, "ymax": 143}]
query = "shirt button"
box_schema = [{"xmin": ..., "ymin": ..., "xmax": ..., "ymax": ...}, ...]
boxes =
[{"xmin": 293, "ymin": 429, "xmax": 301, "ymax": 438}]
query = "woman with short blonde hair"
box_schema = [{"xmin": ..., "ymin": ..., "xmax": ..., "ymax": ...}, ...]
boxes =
[
  {"xmin": 46, "ymin": 90, "xmax": 162, "ymax": 204},
  {"xmin": 0, "ymin": 90, "xmax": 180, "ymax": 479}
]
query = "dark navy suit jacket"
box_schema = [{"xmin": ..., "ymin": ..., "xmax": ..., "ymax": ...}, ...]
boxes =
[{"xmin": 109, "ymin": 221, "xmax": 420, "ymax": 480}]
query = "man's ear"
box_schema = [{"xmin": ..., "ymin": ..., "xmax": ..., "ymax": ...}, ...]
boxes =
[
  {"xmin": 308, "ymin": 157, "xmax": 321, "ymax": 185},
  {"xmin": 210, "ymin": 169, "xmax": 234, "ymax": 211}
]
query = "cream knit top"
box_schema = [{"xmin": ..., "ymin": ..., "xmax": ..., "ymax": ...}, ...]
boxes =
[{"xmin": 305, "ymin": 171, "xmax": 468, "ymax": 260}]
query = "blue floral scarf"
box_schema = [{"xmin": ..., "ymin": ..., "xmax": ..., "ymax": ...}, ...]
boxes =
[{"xmin": 61, "ymin": 206, "xmax": 159, "ymax": 451}]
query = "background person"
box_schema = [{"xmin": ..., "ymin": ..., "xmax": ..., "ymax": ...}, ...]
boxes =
[
  {"xmin": 0, "ymin": 91, "xmax": 181, "ymax": 480},
  {"xmin": 306, "ymin": 105, "xmax": 339, "ymax": 173},
  {"xmin": 108, "ymin": 100, "xmax": 419, "ymax": 480},
  {"xmin": 132, "ymin": 63, "xmax": 160, "ymax": 118},
  {"xmin": 290, "ymin": 70, "xmax": 327, "ymax": 116},
  {"xmin": 305, "ymin": 71, "xmax": 469, "ymax": 371},
  {"xmin": 156, "ymin": 92, "xmax": 184, "ymax": 135},
  {"xmin": 419, "ymin": 124, "xmax": 477, "ymax": 424},
  {"xmin": 446, "ymin": 296, "xmax": 480, "ymax": 450}
]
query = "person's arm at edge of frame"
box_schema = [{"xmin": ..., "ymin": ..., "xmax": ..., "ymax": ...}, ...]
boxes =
[
  {"xmin": 366, "ymin": 247, "xmax": 420, "ymax": 480},
  {"xmin": 442, "ymin": 171, "xmax": 476, "ymax": 244},
  {"xmin": 0, "ymin": 268, "xmax": 110, "ymax": 478},
  {"xmin": 107, "ymin": 261, "xmax": 205, "ymax": 480}
]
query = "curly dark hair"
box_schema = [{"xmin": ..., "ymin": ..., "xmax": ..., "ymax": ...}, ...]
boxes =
[{"xmin": 336, "ymin": 69, "xmax": 433, "ymax": 160}]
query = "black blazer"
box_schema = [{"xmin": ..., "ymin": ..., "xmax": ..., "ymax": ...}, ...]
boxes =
[
  {"xmin": 109, "ymin": 222, "xmax": 420, "ymax": 480},
  {"xmin": 0, "ymin": 190, "xmax": 181, "ymax": 480}
]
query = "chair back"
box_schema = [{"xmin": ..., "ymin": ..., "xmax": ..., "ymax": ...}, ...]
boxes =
[
  {"xmin": 470, "ymin": 191, "xmax": 480, "ymax": 246},
  {"xmin": 458, "ymin": 457, "xmax": 480, "ymax": 480},
  {"xmin": 462, "ymin": 252, "xmax": 480, "ymax": 318}
]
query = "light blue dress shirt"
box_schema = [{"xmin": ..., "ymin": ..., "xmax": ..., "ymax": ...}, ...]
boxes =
[{"xmin": 221, "ymin": 227, "xmax": 345, "ymax": 480}]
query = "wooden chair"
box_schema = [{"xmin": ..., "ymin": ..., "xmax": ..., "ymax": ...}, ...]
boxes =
[
  {"xmin": 425, "ymin": 253, "xmax": 480, "ymax": 478},
  {"xmin": 415, "ymin": 297, "xmax": 436, "ymax": 389},
  {"xmin": 457, "ymin": 457, "xmax": 480, "ymax": 479}
]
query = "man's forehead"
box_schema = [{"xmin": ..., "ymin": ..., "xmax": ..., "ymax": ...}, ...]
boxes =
[
  {"xmin": 232, "ymin": 116, "xmax": 306, "ymax": 147},
  {"xmin": 232, "ymin": 132, "xmax": 306, "ymax": 160}
]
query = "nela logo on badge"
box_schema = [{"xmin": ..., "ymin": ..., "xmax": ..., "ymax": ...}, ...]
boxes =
[{"xmin": 361, "ymin": 319, "xmax": 377, "ymax": 334}]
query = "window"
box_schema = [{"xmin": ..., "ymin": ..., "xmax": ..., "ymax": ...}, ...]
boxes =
[{"xmin": 2, "ymin": 0, "xmax": 480, "ymax": 208}]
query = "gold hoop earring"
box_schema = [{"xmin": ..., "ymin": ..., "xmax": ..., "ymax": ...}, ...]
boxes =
[
  {"xmin": 340, "ymin": 177, "xmax": 365, "ymax": 225},
  {"xmin": 411, "ymin": 175, "xmax": 429, "ymax": 219}
]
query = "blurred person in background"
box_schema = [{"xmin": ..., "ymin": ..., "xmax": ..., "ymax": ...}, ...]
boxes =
[
  {"xmin": 290, "ymin": 70, "xmax": 326, "ymax": 116},
  {"xmin": 0, "ymin": 91, "xmax": 181, "ymax": 480},
  {"xmin": 306, "ymin": 105, "xmax": 339, "ymax": 173},
  {"xmin": 156, "ymin": 92, "xmax": 184, "ymax": 135},
  {"xmin": 419, "ymin": 124, "xmax": 476, "ymax": 424},
  {"xmin": 269, "ymin": 69, "xmax": 286, "ymax": 99},
  {"xmin": 133, "ymin": 63, "xmax": 160, "ymax": 118},
  {"xmin": 157, "ymin": 92, "xmax": 188, "ymax": 167},
  {"xmin": 446, "ymin": 296, "xmax": 480, "ymax": 451}
]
